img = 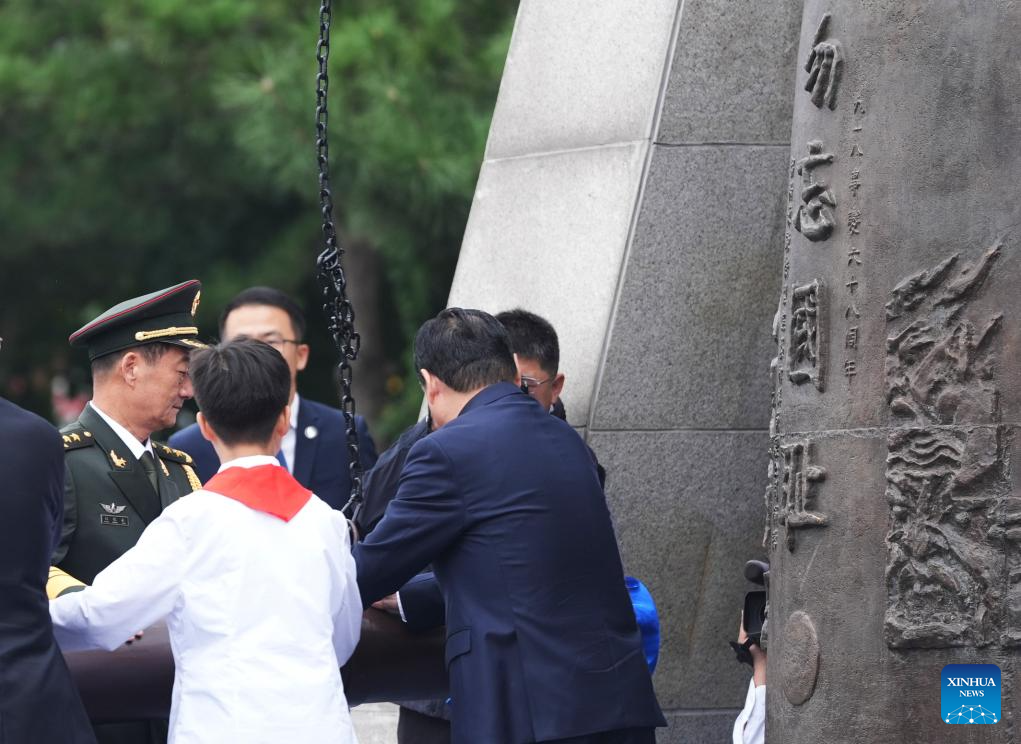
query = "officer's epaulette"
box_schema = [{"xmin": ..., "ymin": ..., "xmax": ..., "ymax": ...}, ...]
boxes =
[
  {"xmin": 154, "ymin": 442, "xmax": 195, "ymax": 465},
  {"xmin": 59, "ymin": 426, "xmax": 96, "ymax": 451}
]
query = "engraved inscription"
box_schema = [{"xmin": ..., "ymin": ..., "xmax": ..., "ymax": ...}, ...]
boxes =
[
  {"xmin": 884, "ymin": 244, "xmax": 1017, "ymax": 648},
  {"xmin": 788, "ymin": 280, "xmax": 825, "ymax": 391},
  {"xmin": 804, "ymin": 14, "xmax": 843, "ymax": 110},
  {"xmin": 778, "ymin": 441, "xmax": 828, "ymax": 552},
  {"xmin": 795, "ymin": 142, "xmax": 836, "ymax": 241}
]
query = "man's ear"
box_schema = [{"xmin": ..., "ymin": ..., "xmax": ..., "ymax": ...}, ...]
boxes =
[
  {"xmin": 511, "ymin": 353, "xmax": 522, "ymax": 387},
  {"xmin": 551, "ymin": 372, "xmax": 566, "ymax": 402},
  {"xmin": 196, "ymin": 412, "xmax": 217, "ymax": 444},
  {"xmin": 295, "ymin": 343, "xmax": 310, "ymax": 373},
  {"xmin": 120, "ymin": 351, "xmax": 141, "ymax": 387},
  {"xmin": 420, "ymin": 369, "xmax": 441, "ymax": 406}
]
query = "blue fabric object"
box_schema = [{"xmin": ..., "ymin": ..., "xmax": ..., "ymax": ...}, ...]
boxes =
[{"xmin": 626, "ymin": 576, "xmax": 660, "ymax": 674}]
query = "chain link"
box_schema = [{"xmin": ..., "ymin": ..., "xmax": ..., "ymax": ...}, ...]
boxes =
[{"xmin": 315, "ymin": 0, "xmax": 363, "ymax": 515}]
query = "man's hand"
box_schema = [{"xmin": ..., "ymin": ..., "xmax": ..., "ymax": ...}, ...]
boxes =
[
  {"xmin": 737, "ymin": 613, "xmax": 766, "ymax": 687},
  {"xmin": 372, "ymin": 594, "xmax": 400, "ymax": 615}
]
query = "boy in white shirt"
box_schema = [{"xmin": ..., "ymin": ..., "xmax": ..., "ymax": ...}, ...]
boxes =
[{"xmin": 51, "ymin": 338, "xmax": 361, "ymax": 744}]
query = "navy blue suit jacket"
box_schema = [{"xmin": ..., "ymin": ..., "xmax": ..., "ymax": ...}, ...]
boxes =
[
  {"xmin": 169, "ymin": 397, "xmax": 377, "ymax": 512},
  {"xmin": 0, "ymin": 398, "xmax": 94, "ymax": 744},
  {"xmin": 355, "ymin": 383, "xmax": 664, "ymax": 743}
]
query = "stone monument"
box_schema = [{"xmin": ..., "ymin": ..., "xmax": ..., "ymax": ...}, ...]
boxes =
[
  {"xmin": 767, "ymin": 2, "xmax": 1021, "ymax": 741},
  {"xmin": 448, "ymin": 1, "xmax": 802, "ymax": 740}
]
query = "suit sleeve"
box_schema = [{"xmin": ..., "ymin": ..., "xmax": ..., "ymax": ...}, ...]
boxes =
[
  {"xmin": 397, "ymin": 572, "xmax": 445, "ymax": 631},
  {"xmin": 51, "ymin": 462, "xmax": 78, "ymax": 565},
  {"xmin": 354, "ymin": 437, "xmax": 465, "ymax": 608},
  {"xmin": 49, "ymin": 508, "xmax": 188, "ymax": 652},
  {"xmin": 353, "ymin": 440, "xmax": 407, "ymax": 538},
  {"xmin": 355, "ymin": 415, "xmax": 378, "ymax": 470}
]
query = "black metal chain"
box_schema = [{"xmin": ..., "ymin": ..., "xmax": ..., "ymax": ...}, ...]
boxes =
[{"xmin": 315, "ymin": 0, "xmax": 363, "ymax": 516}]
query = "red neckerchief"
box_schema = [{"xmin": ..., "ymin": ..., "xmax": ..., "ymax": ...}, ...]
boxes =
[{"xmin": 204, "ymin": 464, "xmax": 312, "ymax": 522}]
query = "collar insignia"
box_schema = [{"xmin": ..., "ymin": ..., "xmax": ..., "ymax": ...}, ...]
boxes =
[{"xmin": 110, "ymin": 449, "xmax": 128, "ymax": 469}]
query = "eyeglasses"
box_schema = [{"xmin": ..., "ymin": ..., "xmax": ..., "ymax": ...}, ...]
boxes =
[
  {"xmin": 520, "ymin": 375, "xmax": 553, "ymax": 393},
  {"xmin": 260, "ymin": 336, "xmax": 301, "ymax": 349}
]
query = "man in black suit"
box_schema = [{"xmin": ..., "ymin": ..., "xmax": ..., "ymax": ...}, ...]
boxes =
[
  {"xmin": 355, "ymin": 308, "xmax": 664, "ymax": 744},
  {"xmin": 170, "ymin": 287, "xmax": 377, "ymax": 511},
  {"xmin": 0, "ymin": 394, "xmax": 95, "ymax": 744}
]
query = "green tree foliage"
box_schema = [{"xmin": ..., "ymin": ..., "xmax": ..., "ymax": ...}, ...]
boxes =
[{"xmin": 0, "ymin": 0, "xmax": 514, "ymax": 441}]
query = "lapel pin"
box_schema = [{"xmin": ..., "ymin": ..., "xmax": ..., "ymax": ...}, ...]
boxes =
[
  {"xmin": 304, "ymin": 425, "xmax": 318, "ymax": 440},
  {"xmin": 110, "ymin": 449, "xmax": 128, "ymax": 469}
]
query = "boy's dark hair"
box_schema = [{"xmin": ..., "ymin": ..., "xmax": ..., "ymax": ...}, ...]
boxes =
[
  {"xmin": 495, "ymin": 309, "xmax": 559, "ymax": 376},
  {"xmin": 190, "ymin": 338, "xmax": 291, "ymax": 445},
  {"xmin": 413, "ymin": 308, "xmax": 517, "ymax": 393},
  {"xmin": 218, "ymin": 287, "xmax": 306, "ymax": 340}
]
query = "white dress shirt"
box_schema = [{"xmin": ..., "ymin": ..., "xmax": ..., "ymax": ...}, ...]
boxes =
[
  {"xmin": 732, "ymin": 679, "xmax": 766, "ymax": 744},
  {"xmin": 51, "ymin": 455, "xmax": 361, "ymax": 744},
  {"xmin": 280, "ymin": 394, "xmax": 300, "ymax": 472}
]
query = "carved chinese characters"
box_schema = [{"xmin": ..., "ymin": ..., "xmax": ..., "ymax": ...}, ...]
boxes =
[
  {"xmin": 804, "ymin": 14, "xmax": 843, "ymax": 109},
  {"xmin": 883, "ymin": 245, "xmax": 1016, "ymax": 648},
  {"xmin": 779, "ymin": 441, "xmax": 828, "ymax": 552},
  {"xmin": 794, "ymin": 142, "xmax": 836, "ymax": 242},
  {"xmin": 842, "ymin": 95, "xmax": 868, "ymax": 384},
  {"xmin": 788, "ymin": 280, "xmax": 825, "ymax": 390}
]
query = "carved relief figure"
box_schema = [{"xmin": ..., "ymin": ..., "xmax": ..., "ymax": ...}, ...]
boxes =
[
  {"xmin": 794, "ymin": 142, "xmax": 836, "ymax": 241},
  {"xmin": 788, "ymin": 280, "xmax": 825, "ymax": 391},
  {"xmin": 883, "ymin": 244, "xmax": 1016, "ymax": 647},
  {"xmin": 804, "ymin": 14, "xmax": 843, "ymax": 110}
]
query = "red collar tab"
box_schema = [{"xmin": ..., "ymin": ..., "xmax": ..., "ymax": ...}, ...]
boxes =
[{"xmin": 204, "ymin": 465, "xmax": 312, "ymax": 522}]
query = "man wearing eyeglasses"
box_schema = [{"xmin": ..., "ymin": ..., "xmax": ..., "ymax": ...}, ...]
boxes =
[
  {"xmin": 354, "ymin": 308, "xmax": 607, "ymax": 744},
  {"xmin": 356, "ymin": 308, "xmax": 664, "ymax": 744},
  {"xmin": 499, "ymin": 309, "xmax": 605, "ymax": 487},
  {"xmin": 169, "ymin": 287, "xmax": 377, "ymax": 512}
]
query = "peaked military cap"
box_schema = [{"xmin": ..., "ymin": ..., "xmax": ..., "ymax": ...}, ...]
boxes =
[{"xmin": 70, "ymin": 280, "xmax": 207, "ymax": 360}]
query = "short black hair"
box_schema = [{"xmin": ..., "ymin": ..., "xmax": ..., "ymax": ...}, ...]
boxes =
[
  {"xmin": 413, "ymin": 308, "xmax": 517, "ymax": 393},
  {"xmin": 189, "ymin": 338, "xmax": 291, "ymax": 446},
  {"xmin": 91, "ymin": 343, "xmax": 175, "ymax": 380},
  {"xmin": 495, "ymin": 309, "xmax": 559, "ymax": 376},
  {"xmin": 219, "ymin": 287, "xmax": 306, "ymax": 340}
]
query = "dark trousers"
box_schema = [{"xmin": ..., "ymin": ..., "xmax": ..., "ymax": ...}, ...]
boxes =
[
  {"xmin": 543, "ymin": 728, "xmax": 657, "ymax": 744},
  {"xmin": 94, "ymin": 720, "xmax": 168, "ymax": 744},
  {"xmin": 397, "ymin": 706, "xmax": 451, "ymax": 744}
]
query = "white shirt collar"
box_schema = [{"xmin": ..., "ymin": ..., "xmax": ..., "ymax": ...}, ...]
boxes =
[
  {"xmin": 89, "ymin": 402, "xmax": 152, "ymax": 461},
  {"xmin": 278, "ymin": 395, "xmax": 301, "ymax": 474},
  {"xmin": 216, "ymin": 454, "xmax": 282, "ymax": 473}
]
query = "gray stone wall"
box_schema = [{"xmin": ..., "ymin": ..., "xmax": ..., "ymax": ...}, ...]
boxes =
[
  {"xmin": 589, "ymin": 3, "xmax": 802, "ymax": 740},
  {"xmin": 449, "ymin": 1, "xmax": 803, "ymax": 741}
]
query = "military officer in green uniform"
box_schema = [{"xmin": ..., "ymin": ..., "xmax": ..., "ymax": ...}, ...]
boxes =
[{"xmin": 51, "ymin": 280, "xmax": 206, "ymax": 744}]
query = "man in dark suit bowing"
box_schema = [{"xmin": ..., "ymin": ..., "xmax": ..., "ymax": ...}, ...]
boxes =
[
  {"xmin": 170, "ymin": 287, "xmax": 377, "ymax": 511},
  {"xmin": 355, "ymin": 308, "xmax": 665, "ymax": 744},
  {"xmin": 0, "ymin": 393, "xmax": 95, "ymax": 744}
]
